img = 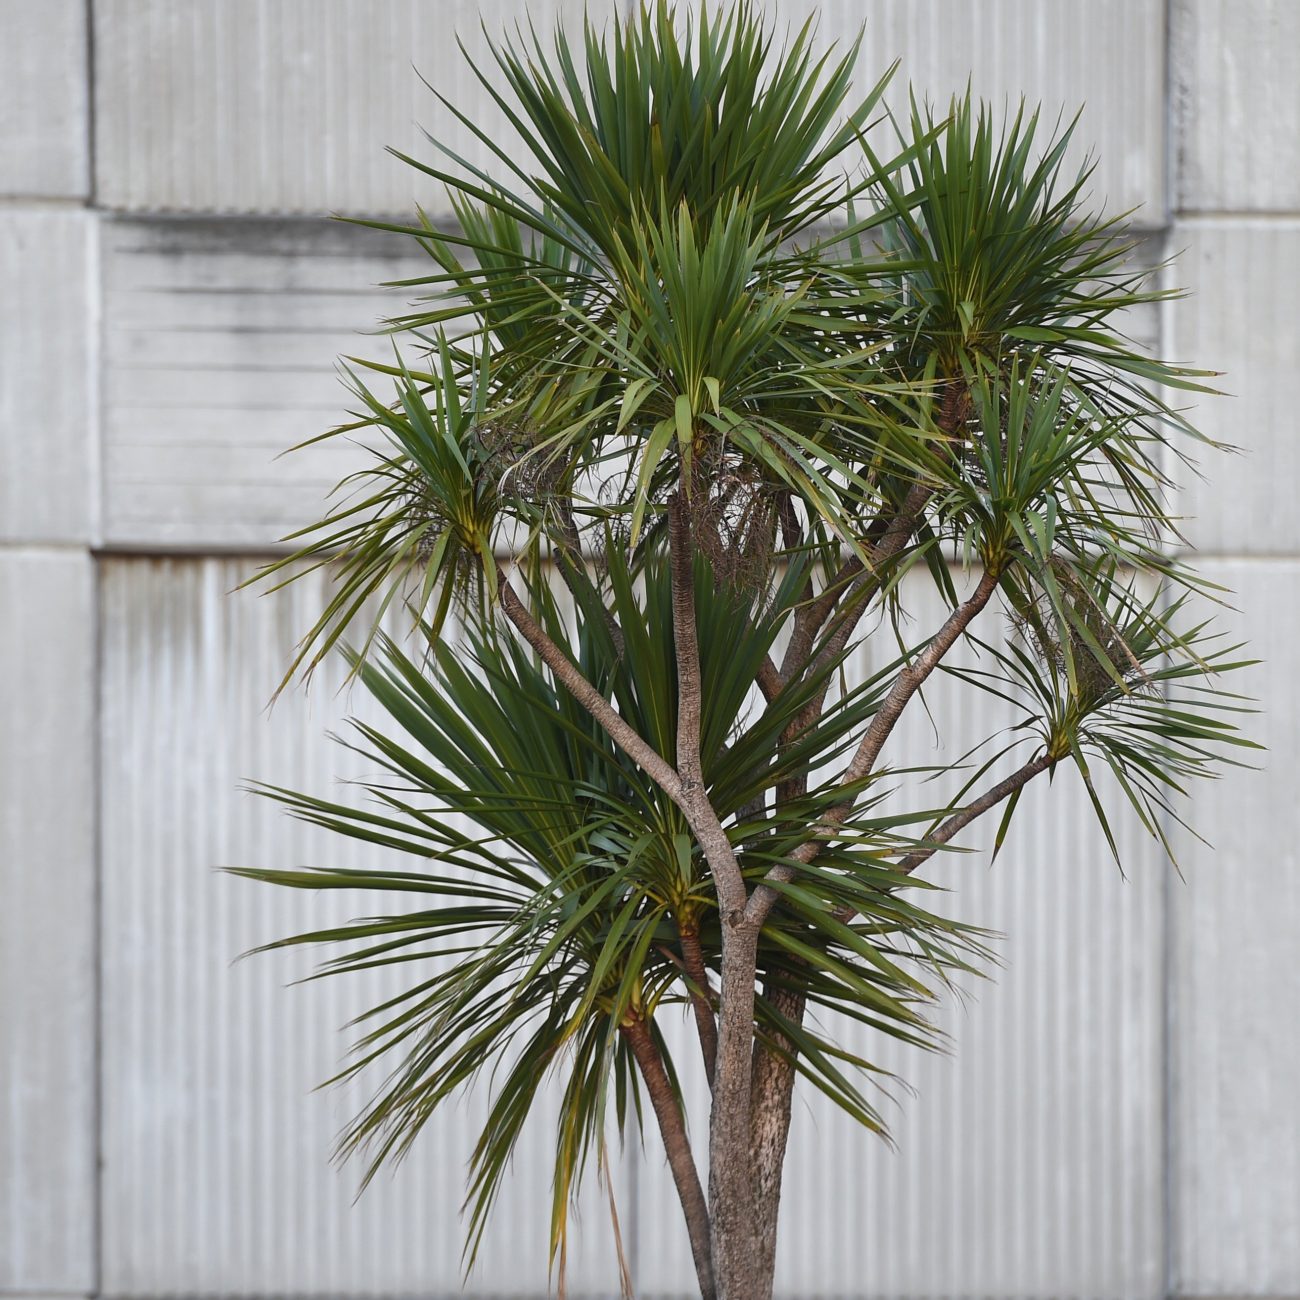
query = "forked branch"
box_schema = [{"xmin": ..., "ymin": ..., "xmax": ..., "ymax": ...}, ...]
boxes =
[{"xmin": 747, "ymin": 565, "xmax": 1002, "ymax": 925}]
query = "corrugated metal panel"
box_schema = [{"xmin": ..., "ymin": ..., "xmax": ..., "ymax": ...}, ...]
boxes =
[
  {"xmin": 760, "ymin": 0, "xmax": 1166, "ymax": 225},
  {"xmin": 0, "ymin": 550, "xmax": 97, "ymax": 1292},
  {"xmin": 1163, "ymin": 218, "xmax": 1300, "ymax": 556},
  {"xmin": 633, "ymin": 569, "xmax": 1167, "ymax": 1299},
  {"xmin": 0, "ymin": 210, "xmax": 96, "ymax": 544},
  {"xmin": 0, "ymin": 0, "xmax": 89, "ymax": 198},
  {"xmin": 92, "ymin": 0, "xmax": 1166, "ymax": 223},
  {"xmin": 98, "ymin": 557, "xmax": 636, "ymax": 1297},
  {"xmin": 1170, "ymin": 560, "xmax": 1300, "ymax": 1295},
  {"xmin": 1172, "ymin": 0, "xmax": 1300, "ymax": 213},
  {"xmin": 99, "ymin": 216, "xmax": 424, "ymax": 550},
  {"xmin": 100, "ymin": 557, "xmax": 1169, "ymax": 1297},
  {"xmin": 92, "ymin": 0, "xmax": 593, "ymax": 215}
]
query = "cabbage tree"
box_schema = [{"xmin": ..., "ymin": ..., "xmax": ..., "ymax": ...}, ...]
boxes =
[{"xmin": 238, "ymin": 5, "xmax": 1252, "ymax": 1297}]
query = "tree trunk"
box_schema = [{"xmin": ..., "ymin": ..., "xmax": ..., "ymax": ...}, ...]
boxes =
[
  {"xmin": 621, "ymin": 1014, "xmax": 716, "ymax": 1300},
  {"xmin": 748, "ymin": 982, "xmax": 804, "ymax": 1296},
  {"xmin": 707, "ymin": 918, "xmax": 764, "ymax": 1299}
]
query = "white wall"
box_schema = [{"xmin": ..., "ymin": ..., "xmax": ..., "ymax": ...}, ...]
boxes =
[{"xmin": 2, "ymin": 2, "xmax": 1298, "ymax": 1297}]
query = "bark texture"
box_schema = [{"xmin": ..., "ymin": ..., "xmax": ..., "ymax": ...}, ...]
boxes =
[{"xmin": 621, "ymin": 1015, "xmax": 716, "ymax": 1300}]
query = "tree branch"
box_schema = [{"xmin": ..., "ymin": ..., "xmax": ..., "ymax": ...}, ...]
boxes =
[
  {"xmin": 838, "ymin": 566, "xmax": 1001, "ymax": 788},
  {"xmin": 680, "ymin": 925, "xmax": 719, "ymax": 1088},
  {"xmin": 826, "ymin": 749, "xmax": 1055, "ymax": 923},
  {"xmin": 668, "ymin": 495, "xmax": 749, "ymax": 917},
  {"xmin": 792, "ymin": 480, "xmax": 935, "ymax": 704},
  {"xmin": 755, "ymin": 653, "xmax": 783, "ymax": 703},
  {"xmin": 748, "ymin": 980, "xmax": 804, "ymax": 1288},
  {"xmin": 621, "ymin": 1014, "xmax": 716, "ymax": 1300},
  {"xmin": 894, "ymin": 749, "xmax": 1055, "ymax": 876},
  {"xmin": 745, "ymin": 565, "xmax": 1002, "ymax": 925},
  {"xmin": 499, "ymin": 578, "xmax": 682, "ymax": 797}
]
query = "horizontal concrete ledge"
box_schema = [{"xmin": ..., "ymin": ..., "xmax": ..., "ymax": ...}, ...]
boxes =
[
  {"xmin": 0, "ymin": 1293, "xmax": 94, "ymax": 1299},
  {"xmin": 1169, "ymin": 211, "xmax": 1300, "ymax": 226},
  {"xmin": 0, "ymin": 1294, "xmax": 93, "ymax": 1300}
]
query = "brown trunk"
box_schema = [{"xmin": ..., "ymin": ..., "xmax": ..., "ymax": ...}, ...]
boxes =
[
  {"xmin": 680, "ymin": 925, "xmax": 719, "ymax": 1087},
  {"xmin": 707, "ymin": 916, "xmax": 763, "ymax": 1299},
  {"xmin": 748, "ymin": 982, "xmax": 805, "ymax": 1295},
  {"xmin": 621, "ymin": 1014, "xmax": 716, "ymax": 1300}
]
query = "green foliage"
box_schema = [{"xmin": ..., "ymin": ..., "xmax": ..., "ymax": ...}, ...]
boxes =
[
  {"xmin": 237, "ymin": 0, "xmax": 1254, "ymax": 1283},
  {"xmin": 236, "ymin": 555, "xmax": 985, "ymax": 1262}
]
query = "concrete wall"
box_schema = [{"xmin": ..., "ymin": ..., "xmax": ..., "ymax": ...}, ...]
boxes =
[{"xmin": 2, "ymin": 2, "xmax": 1297, "ymax": 1297}]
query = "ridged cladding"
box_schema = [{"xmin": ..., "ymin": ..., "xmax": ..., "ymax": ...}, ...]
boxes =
[
  {"xmin": 1172, "ymin": 0, "xmax": 1300, "ymax": 213},
  {"xmin": 98, "ymin": 213, "xmax": 1166, "ymax": 557},
  {"xmin": 92, "ymin": 0, "xmax": 593, "ymax": 215},
  {"xmin": 1169, "ymin": 560, "xmax": 1300, "ymax": 1294},
  {"xmin": 0, "ymin": 551, "xmax": 97, "ymax": 1292},
  {"xmin": 1163, "ymin": 218, "xmax": 1300, "ymax": 556},
  {"xmin": 99, "ymin": 558, "xmax": 1169, "ymax": 1297},
  {"xmin": 91, "ymin": 0, "xmax": 1164, "ymax": 221},
  {"xmin": 97, "ymin": 556, "xmax": 635, "ymax": 1296},
  {"xmin": 632, "ymin": 568, "xmax": 1167, "ymax": 1299},
  {"xmin": 760, "ymin": 0, "xmax": 1166, "ymax": 225}
]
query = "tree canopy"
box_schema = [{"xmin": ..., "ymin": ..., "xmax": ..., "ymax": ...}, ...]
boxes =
[{"xmin": 236, "ymin": 6, "xmax": 1254, "ymax": 1297}]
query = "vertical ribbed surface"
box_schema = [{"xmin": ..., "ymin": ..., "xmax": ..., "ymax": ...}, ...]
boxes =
[
  {"xmin": 1170, "ymin": 560, "xmax": 1300, "ymax": 1294},
  {"xmin": 759, "ymin": 0, "xmax": 1166, "ymax": 224},
  {"xmin": 99, "ymin": 216, "xmax": 424, "ymax": 549},
  {"xmin": 98, "ymin": 558, "xmax": 633, "ymax": 1296},
  {"xmin": 0, "ymin": 209, "xmax": 96, "ymax": 543},
  {"xmin": 7, "ymin": 1, "xmax": 1295, "ymax": 1296},
  {"xmin": 634, "ymin": 571, "xmax": 1166, "ymax": 1300},
  {"xmin": 0, "ymin": 550, "xmax": 98, "ymax": 1292},
  {"xmin": 0, "ymin": 0, "xmax": 89, "ymax": 198},
  {"xmin": 93, "ymin": 0, "xmax": 592, "ymax": 215},
  {"xmin": 1172, "ymin": 0, "xmax": 1300, "ymax": 213},
  {"xmin": 92, "ymin": 0, "xmax": 1166, "ymax": 222},
  {"xmin": 1163, "ymin": 219, "xmax": 1300, "ymax": 556},
  {"xmin": 99, "ymin": 559, "xmax": 1167, "ymax": 1297}
]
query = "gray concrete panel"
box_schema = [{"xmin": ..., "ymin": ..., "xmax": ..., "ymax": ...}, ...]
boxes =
[
  {"xmin": 96, "ymin": 557, "xmax": 633, "ymax": 1295},
  {"xmin": 99, "ymin": 216, "xmax": 423, "ymax": 549},
  {"xmin": 93, "ymin": 0, "xmax": 592, "ymax": 216},
  {"xmin": 1169, "ymin": 559, "xmax": 1300, "ymax": 1293},
  {"xmin": 1163, "ymin": 218, "xmax": 1300, "ymax": 556},
  {"xmin": 1173, "ymin": 0, "xmax": 1300, "ymax": 213},
  {"xmin": 92, "ymin": 0, "xmax": 1165, "ymax": 223},
  {"xmin": 0, "ymin": 549, "xmax": 97, "ymax": 1293},
  {"xmin": 0, "ymin": 210, "xmax": 96, "ymax": 544},
  {"xmin": 0, "ymin": 0, "xmax": 89, "ymax": 198},
  {"xmin": 632, "ymin": 569, "xmax": 1167, "ymax": 1298},
  {"xmin": 766, "ymin": 0, "xmax": 1167, "ymax": 226}
]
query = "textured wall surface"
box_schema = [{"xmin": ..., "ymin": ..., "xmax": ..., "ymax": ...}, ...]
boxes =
[
  {"xmin": 3, "ymin": 2, "xmax": 1300, "ymax": 1298},
  {"xmin": 93, "ymin": 0, "xmax": 591, "ymax": 216},
  {"xmin": 99, "ymin": 217, "xmax": 417, "ymax": 548},
  {"xmin": 1173, "ymin": 0, "xmax": 1300, "ymax": 212},
  {"xmin": 0, "ymin": 210, "xmax": 97, "ymax": 544},
  {"xmin": 784, "ymin": 0, "xmax": 1169, "ymax": 225},
  {"xmin": 97, "ymin": 560, "xmax": 1166, "ymax": 1300},
  {"xmin": 0, "ymin": 0, "xmax": 90, "ymax": 199},
  {"xmin": 1164, "ymin": 218, "xmax": 1300, "ymax": 555},
  {"xmin": 96, "ymin": 559, "xmax": 631, "ymax": 1295},
  {"xmin": 635, "ymin": 576, "xmax": 1167, "ymax": 1300},
  {"xmin": 1169, "ymin": 561, "xmax": 1300, "ymax": 1295},
  {"xmin": 0, "ymin": 552, "xmax": 97, "ymax": 1293}
]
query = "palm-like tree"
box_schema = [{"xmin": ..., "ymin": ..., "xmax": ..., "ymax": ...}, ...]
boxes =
[{"xmin": 237, "ymin": 6, "xmax": 1253, "ymax": 1297}]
